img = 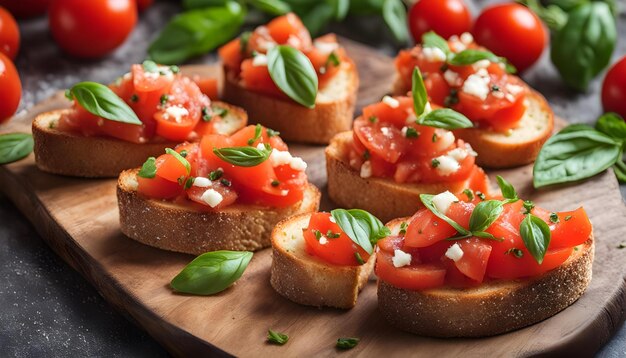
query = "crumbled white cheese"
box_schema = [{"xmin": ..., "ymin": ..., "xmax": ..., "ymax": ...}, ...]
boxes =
[
  {"xmin": 286, "ymin": 34, "xmax": 302, "ymax": 48},
  {"xmin": 144, "ymin": 65, "xmax": 175, "ymax": 80},
  {"xmin": 422, "ymin": 46, "xmax": 447, "ymax": 62},
  {"xmin": 256, "ymin": 143, "xmax": 266, "ymax": 150},
  {"xmin": 201, "ymin": 189, "xmax": 223, "ymax": 208},
  {"xmin": 447, "ymin": 147, "xmax": 468, "ymax": 162},
  {"xmin": 163, "ymin": 106, "xmax": 189, "ymax": 123},
  {"xmin": 432, "ymin": 191, "xmax": 458, "ymax": 214},
  {"xmin": 444, "ymin": 70, "xmax": 460, "ymax": 86},
  {"xmin": 380, "ymin": 126, "xmax": 393, "ymax": 138},
  {"xmin": 465, "ymin": 143, "xmax": 478, "ymax": 156},
  {"xmin": 269, "ymin": 149, "xmax": 307, "ymax": 171},
  {"xmin": 193, "ymin": 177, "xmax": 212, "ymax": 188},
  {"xmin": 382, "ymin": 95, "xmax": 400, "ymax": 108},
  {"xmin": 436, "ymin": 130, "xmax": 456, "ymax": 149},
  {"xmin": 462, "ymin": 70, "xmax": 491, "ymax": 100},
  {"xmin": 401, "ymin": 126, "xmax": 408, "ymax": 136},
  {"xmin": 360, "ymin": 160, "xmax": 372, "ymax": 178},
  {"xmin": 460, "ymin": 32, "xmax": 474, "ymax": 45},
  {"xmin": 405, "ymin": 113, "xmax": 418, "ymax": 124},
  {"xmin": 473, "ymin": 59, "xmax": 491, "ymax": 70},
  {"xmin": 319, "ymin": 236, "xmax": 329, "ymax": 245},
  {"xmin": 445, "ymin": 243, "xmax": 464, "ymax": 262},
  {"xmin": 505, "ymin": 83, "xmax": 524, "ymax": 95},
  {"xmin": 289, "ymin": 157, "xmax": 307, "ymax": 171},
  {"xmin": 314, "ymin": 40, "xmax": 339, "ymax": 54},
  {"xmin": 434, "ymin": 155, "xmax": 461, "ymax": 176},
  {"xmin": 392, "ymin": 249, "xmax": 412, "ymax": 268},
  {"xmin": 449, "ymin": 35, "xmax": 466, "ymax": 52},
  {"xmin": 252, "ymin": 54, "xmax": 268, "ymax": 67}
]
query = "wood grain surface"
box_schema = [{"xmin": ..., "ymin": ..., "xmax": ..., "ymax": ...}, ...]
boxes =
[{"xmin": 1, "ymin": 39, "xmax": 625, "ymax": 357}]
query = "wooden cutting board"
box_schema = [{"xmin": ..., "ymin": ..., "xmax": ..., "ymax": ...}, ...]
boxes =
[{"xmin": 1, "ymin": 39, "xmax": 625, "ymax": 357}]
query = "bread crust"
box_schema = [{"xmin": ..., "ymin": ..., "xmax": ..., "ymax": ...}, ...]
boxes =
[
  {"xmin": 270, "ymin": 213, "xmax": 375, "ymax": 309},
  {"xmin": 222, "ymin": 60, "xmax": 359, "ymax": 144},
  {"xmin": 32, "ymin": 102, "xmax": 247, "ymax": 178},
  {"xmin": 117, "ymin": 170, "xmax": 320, "ymax": 255},
  {"xmin": 377, "ymin": 220, "xmax": 594, "ymax": 337},
  {"xmin": 325, "ymin": 131, "xmax": 489, "ymax": 223}
]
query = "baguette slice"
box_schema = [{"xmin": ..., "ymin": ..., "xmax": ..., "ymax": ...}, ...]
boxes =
[
  {"xmin": 32, "ymin": 101, "xmax": 247, "ymax": 178},
  {"xmin": 270, "ymin": 213, "xmax": 375, "ymax": 309},
  {"xmin": 453, "ymin": 90, "xmax": 554, "ymax": 168},
  {"xmin": 325, "ymin": 131, "xmax": 489, "ymax": 223},
  {"xmin": 378, "ymin": 218, "xmax": 594, "ymax": 337},
  {"xmin": 117, "ymin": 169, "xmax": 321, "ymax": 255},
  {"xmin": 222, "ymin": 59, "xmax": 358, "ymax": 144}
]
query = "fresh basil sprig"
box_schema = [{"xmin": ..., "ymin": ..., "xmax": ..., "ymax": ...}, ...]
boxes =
[
  {"xmin": 550, "ymin": 2, "xmax": 616, "ymax": 91},
  {"xmin": 420, "ymin": 194, "xmax": 471, "ymax": 237},
  {"xmin": 0, "ymin": 133, "xmax": 34, "ymax": 164},
  {"xmin": 533, "ymin": 125, "xmax": 622, "ymax": 188},
  {"xmin": 247, "ymin": 124, "xmax": 263, "ymax": 145},
  {"xmin": 448, "ymin": 49, "xmax": 516, "ymax": 74},
  {"xmin": 267, "ymin": 45, "xmax": 318, "ymax": 108},
  {"xmin": 496, "ymin": 175, "xmax": 519, "ymax": 203},
  {"xmin": 267, "ymin": 329, "xmax": 289, "ymax": 345},
  {"xmin": 67, "ymin": 82, "xmax": 141, "ymax": 125},
  {"xmin": 422, "ymin": 31, "xmax": 451, "ymax": 58},
  {"xmin": 520, "ymin": 214, "xmax": 551, "ymax": 264},
  {"xmin": 596, "ymin": 112, "xmax": 626, "ymax": 145},
  {"xmin": 138, "ymin": 157, "xmax": 157, "ymax": 178},
  {"xmin": 149, "ymin": 2, "xmax": 245, "ymax": 64},
  {"xmin": 411, "ymin": 68, "xmax": 473, "ymax": 130},
  {"xmin": 330, "ymin": 209, "xmax": 390, "ymax": 255},
  {"xmin": 170, "ymin": 250, "xmax": 253, "ymax": 295},
  {"xmin": 336, "ymin": 337, "xmax": 359, "ymax": 349},
  {"xmin": 165, "ymin": 148, "xmax": 191, "ymax": 175},
  {"xmin": 382, "ymin": 0, "xmax": 409, "ymax": 43},
  {"xmin": 468, "ymin": 200, "xmax": 504, "ymax": 233},
  {"xmin": 213, "ymin": 145, "xmax": 272, "ymax": 167}
]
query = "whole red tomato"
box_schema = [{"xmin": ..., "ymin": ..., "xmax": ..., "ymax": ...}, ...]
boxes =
[
  {"xmin": 49, "ymin": 0, "xmax": 137, "ymax": 59},
  {"xmin": 136, "ymin": 0, "xmax": 154, "ymax": 12},
  {"xmin": 472, "ymin": 3, "xmax": 546, "ymax": 73},
  {"xmin": 0, "ymin": 0, "xmax": 50, "ymax": 18},
  {"xmin": 0, "ymin": 7, "xmax": 19, "ymax": 60},
  {"xmin": 602, "ymin": 56, "xmax": 626, "ymax": 119},
  {"xmin": 408, "ymin": 0, "xmax": 472, "ymax": 42},
  {"xmin": 0, "ymin": 52, "xmax": 21, "ymax": 123}
]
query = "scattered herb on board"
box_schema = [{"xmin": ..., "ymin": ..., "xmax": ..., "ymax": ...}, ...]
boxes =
[
  {"xmin": 267, "ymin": 329, "xmax": 289, "ymax": 345},
  {"xmin": 336, "ymin": 337, "xmax": 360, "ymax": 349}
]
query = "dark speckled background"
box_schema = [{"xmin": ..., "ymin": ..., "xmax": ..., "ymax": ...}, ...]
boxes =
[{"xmin": 2, "ymin": 0, "xmax": 625, "ymax": 356}]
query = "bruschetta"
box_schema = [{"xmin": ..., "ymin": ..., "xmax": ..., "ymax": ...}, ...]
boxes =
[
  {"xmin": 219, "ymin": 13, "xmax": 358, "ymax": 144},
  {"xmin": 117, "ymin": 124, "xmax": 320, "ymax": 254},
  {"xmin": 326, "ymin": 69, "xmax": 490, "ymax": 223},
  {"xmin": 33, "ymin": 61, "xmax": 247, "ymax": 177},
  {"xmin": 271, "ymin": 209, "xmax": 387, "ymax": 309},
  {"xmin": 394, "ymin": 32, "xmax": 554, "ymax": 168},
  {"xmin": 376, "ymin": 178, "xmax": 593, "ymax": 337}
]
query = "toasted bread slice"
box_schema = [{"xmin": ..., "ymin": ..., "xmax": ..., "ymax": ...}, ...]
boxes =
[
  {"xmin": 32, "ymin": 101, "xmax": 247, "ymax": 178},
  {"xmin": 378, "ymin": 219, "xmax": 594, "ymax": 337},
  {"xmin": 325, "ymin": 131, "xmax": 489, "ymax": 223},
  {"xmin": 222, "ymin": 60, "xmax": 358, "ymax": 144},
  {"xmin": 117, "ymin": 169, "xmax": 320, "ymax": 255},
  {"xmin": 453, "ymin": 90, "xmax": 554, "ymax": 168},
  {"xmin": 270, "ymin": 213, "xmax": 375, "ymax": 309}
]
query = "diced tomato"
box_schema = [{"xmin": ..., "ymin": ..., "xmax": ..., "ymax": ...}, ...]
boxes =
[
  {"xmin": 219, "ymin": 37, "xmax": 243, "ymax": 72},
  {"xmin": 424, "ymin": 72, "xmax": 450, "ymax": 105},
  {"xmin": 404, "ymin": 202, "xmax": 474, "ymax": 248},
  {"xmin": 137, "ymin": 175, "xmax": 183, "ymax": 199},
  {"xmin": 132, "ymin": 64, "xmax": 174, "ymax": 93},
  {"xmin": 154, "ymin": 151, "xmax": 190, "ymax": 183},
  {"xmin": 193, "ymin": 76, "xmax": 219, "ymax": 100},
  {"xmin": 186, "ymin": 183, "xmax": 238, "ymax": 210},
  {"xmin": 549, "ymin": 208, "xmax": 592, "ymax": 249},
  {"xmin": 453, "ymin": 238, "xmax": 492, "ymax": 282},
  {"xmin": 354, "ymin": 118, "xmax": 408, "ymax": 163},
  {"xmin": 266, "ymin": 13, "xmax": 312, "ymax": 48},
  {"xmin": 303, "ymin": 212, "xmax": 369, "ymax": 266},
  {"xmin": 240, "ymin": 59, "xmax": 285, "ymax": 99},
  {"xmin": 377, "ymin": 235, "xmax": 404, "ymax": 253},
  {"xmin": 376, "ymin": 251, "xmax": 446, "ymax": 290},
  {"xmin": 361, "ymin": 96, "xmax": 414, "ymax": 127}
]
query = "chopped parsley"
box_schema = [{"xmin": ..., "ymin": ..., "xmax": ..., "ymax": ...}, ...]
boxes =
[
  {"xmin": 523, "ymin": 200, "xmax": 535, "ymax": 214},
  {"xmin": 314, "ymin": 230, "xmax": 322, "ymax": 241},
  {"xmin": 549, "ymin": 213, "xmax": 560, "ymax": 223},
  {"xmin": 431, "ymin": 158, "xmax": 440, "ymax": 168},
  {"xmin": 208, "ymin": 169, "xmax": 223, "ymax": 181},
  {"xmin": 271, "ymin": 180, "xmax": 280, "ymax": 187},
  {"xmin": 179, "ymin": 150, "xmax": 188, "ymax": 158},
  {"xmin": 363, "ymin": 149, "xmax": 370, "ymax": 161},
  {"xmin": 160, "ymin": 94, "xmax": 169, "ymax": 106},
  {"xmin": 320, "ymin": 52, "xmax": 341, "ymax": 74},
  {"xmin": 399, "ymin": 222, "xmax": 408, "ymax": 235},
  {"xmin": 212, "ymin": 106, "xmax": 228, "ymax": 118},
  {"xmin": 183, "ymin": 177, "xmax": 195, "ymax": 190},
  {"xmin": 169, "ymin": 65, "xmax": 180, "ymax": 74},
  {"xmin": 405, "ymin": 127, "xmax": 419, "ymax": 138},
  {"xmin": 565, "ymin": 215, "xmax": 572, "ymax": 221},
  {"xmin": 354, "ymin": 253, "xmax": 365, "ymax": 265},
  {"xmin": 491, "ymin": 85, "xmax": 500, "ymax": 92},
  {"xmin": 201, "ymin": 106, "xmax": 211, "ymax": 122},
  {"xmin": 476, "ymin": 191, "xmax": 486, "ymax": 201},
  {"xmin": 267, "ymin": 329, "xmax": 288, "ymax": 345},
  {"xmin": 130, "ymin": 94, "xmax": 139, "ymax": 103},
  {"xmin": 368, "ymin": 116, "xmax": 378, "ymax": 123},
  {"xmin": 432, "ymin": 133, "xmax": 438, "ymax": 142},
  {"xmin": 505, "ymin": 248, "xmax": 524, "ymax": 258},
  {"xmin": 463, "ymin": 189, "xmax": 474, "ymax": 201},
  {"xmin": 240, "ymin": 31, "xmax": 252, "ymax": 55},
  {"xmin": 267, "ymin": 128, "xmax": 280, "ymax": 137},
  {"xmin": 444, "ymin": 89, "xmax": 459, "ymax": 107},
  {"xmin": 326, "ymin": 230, "xmax": 341, "ymax": 239},
  {"xmin": 220, "ymin": 178, "xmax": 231, "ymax": 187}
]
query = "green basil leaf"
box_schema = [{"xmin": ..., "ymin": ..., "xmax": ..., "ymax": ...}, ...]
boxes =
[
  {"xmin": 328, "ymin": 0, "xmax": 350, "ymax": 20},
  {"xmin": 336, "ymin": 337, "xmax": 360, "ymax": 349},
  {"xmin": 148, "ymin": 2, "xmax": 245, "ymax": 64},
  {"xmin": 550, "ymin": 2, "xmax": 616, "ymax": 91},
  {"xmin": 448, "ymin": 49, "xmax": 499, "ymax": 66},
  {"xmin": 331, "ymin": 209, "xmax": 389, "ymax": 254},
  {"xmin": 468, "ymin": 200, "xmax": 504, "ymax": 233},
  {"xmin": 213, "ymin": 146, "xmax": 271, "ymax": 167},
  {"xmin": 248, "ymin": 124, "xmax": 263, "ymax": 145},
  {"xmin": 412, "ymin": 67, "xmax": 428, "ymax": 116},
  {"xmin": 250, "ymin": 0, "xmax": 291, "ymax": 15},
  {"xmin": 520, "ymin": 0, "xmax": 568, "ymax": 31},
  {"xmin": 138, "ymin": 157, "xmax": 157, "ymax": 178},
  {"xmin": 165, "ymin": 148, "xmax": 191, "ymax": 175},
  {"xmin": 382, "ymin": 0, "xmax": 408, "ymax": 43},
  {"xmin": 472, "ymin": 231, "xmax": 503, "ymax": 241},
  {"xmin": 0, "ymin": 133, "xmax": 34, "ymax": 164},
  {"xmin": 348, "ymin": 0, "xmax": 384, "ymax": 14},
  {"xmin": 182, "ymin": 0, "xmax": 228, "ymax": 10},
  {"xmin": 496, "ymin": 175, "xmax": 518, "ymax": 202},
  {"xmin": 418, "ymin": 108, "xmax": 473, "ymax": 130},
  {"xmin": 68, "ymin": 82, "xmax": 141, "ymax": 125},
  {"xmin": 520, "ymin": 214, "xmax": 551, "ymax": 264},
  {"xmin": 533, "ymin": 128, "xmax": 621, "ymax": 187},
  {"xmin": 422, "ymin": 31, "xmax": 450, "ymax": 57},
  {"xmin": 596, "ymin": 112, "xmax": 626, "ymax": 144},
  {"xmin": 559, "ymin": 123, "xmax": 596, "ymax": 134},
  {"xmin": 614, "ymin": 159, "xmax": 626, "ymax": 183},
  {"xmin": 267, "ymin": 45, "xmax": 318, "ymax": 108},
  {"xmin": 420, "ymin": 194, "xmax": 471, "ymax": 236},
  {"xmin": 267, "ymin": 329, "xmax": 289, "ymax": 345},
  {"xmin": 301, "ymin": 2, "xmax": 334, "ymax": 35},
  {"xmin": 170, "ymin": 250, "xmax": 253, "ymax": 295}
]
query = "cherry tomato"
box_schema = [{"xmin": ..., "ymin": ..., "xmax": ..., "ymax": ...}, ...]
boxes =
[
  {"xmin": 137, "ymin": 175, "xmax": 182, "ymax": 199},
  {"xmin": 303, "ymin": 212, "xmax": 369, "ymax": 266},
  {"xmin": 135, "ymin": 0, "xmax": 153, "ymax": 12},
  {"xmin": 375, "ymin": 251, "xmax": 446, "ymax": 290},
  {"xmin": 408, "ymin": 0, "xmax": 472, "ymax": 43},
  {"xmin": 0, "ymin": 0, "xmax": 50, "ymax": 18},
  {"xmin": 472, "ymin": 3, "xmax": 546, "ymax": 73},
  {"xmin": 602, "ymin": 56, "xmax": 626, "ymax": 119},
  {"xmin": 0, "ymin": 7, "xmax": 19, "ymax": 60},
  {"xmin": 49, "ymin": 0, "xmax": 137, "ymax": 58},
  {"xmin": 0, "ymin": 52, "xmax": 21, "ymax": 123}
]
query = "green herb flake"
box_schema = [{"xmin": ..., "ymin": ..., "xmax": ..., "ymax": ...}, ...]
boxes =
[
  {"xmin": 271, "ymin": 180, "xmax": 280, "ymax": 187},
  {"xmin": 432, "ymin": 133, "xmax": 438, "ymax": 142},
  {"xmin": 170, "ymin": 65, "xmax": 180, "ymax": 74},
  {"xmin": 142, "ymin": 60, "xmax": 159, "ymax": 73},
  {"xmin": 431, "ymin": 158, "xmax": 440, "ymax": 168},
  {"xmin": 405, "ymin": 127, "xmax": 419, "ymax": 138},
  {"xmin": 363, "ymin": 149, "xmax": 370, "ymax": 161},
  {"xmin": 617, "ymin": 243, "xmax": 625, "ymax": 249},
  {"xmin": 179, "ymin": 150, "xmax": 188, "ymax": 158},
  {"xmin": 505, "ymin": 248, "xmax": 524, "ymax": 258},
  {"xmin": 444, "ymin": 89, "xmax": 459, "ymax": 107},
  {"xmin": 523, "ymin": 200, "xmax": 535, "ymax": 215},
  {"xmin": 314, "ymin": 230, "xmax": 322, "ymax": 241},
  {"xmin": 212, "ymin": 106, "xmax": 228, "ymax": 117},
  {"xmin": 267, "ymin": 329, "xmax": 289, "ymax": 345},
  {"xmin": 138, "ymin": 157, "xmax": 157, "ymax": 179},
  {"xmin": 201, "ymin": 106, "xmax": 212, "ymax": 122},
  {"xmin": 491, "ymin": 85, "xmax": 500, "ymax": 92},
  {"xmin": 209, "ymin": 169, "xmax": 223, "ymax": 181},
  {"xmin": 354, "ymin": 253, "xmax": 365, "ymax": 265},
  {"xmin": 565, "ymin": 215, "xmax": 572, "ymax": 221},
  {"xmin": 399, "ymin": 221, "xmax": 408, "ymax": 235},
  {"xmin": 267, "ymin": 128, "xmax": 280, "ymax": 137},
  {"xmin": 248, "ymin": 124, "xmax": 263, "ymax": 146},
  {"xmin": 130, "ymin": 94, "xmax": 139, "ymax": 103},
  {"xmin": 368, "ymin": 116, "xmax": 378, "ymax": 123},
  {"xmin": 336, "ymin": 337, "xmax": 360, "ymax": 350},
  {"xmin": 184, "ymin": 177, "xmax": 195, "ymax": 190},
  {"xmin": 326, "ymin": 230, "xmax": 341, "ymax": 239},
  {"xmin": 549, "ymin": 213, "xmax": 560, "ymax": 223},
  {"xmin": 160, "ymin": 94, "xmax": 169, "ymax": 106},
  {"xmin": 220, "ymin": 178, "xmax": 231, "ymax": 187},
  {"xmin": 476, "ymin": 191, "xmax": 486, "ymax": 201},
  {"xmin": 240, "ymin": 31, "xmax": 252, "ymax": 55},
  {"xmin": 463, "ymin": 189, "xmax": 474, "ymax": 201}
]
